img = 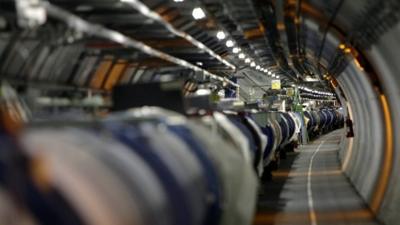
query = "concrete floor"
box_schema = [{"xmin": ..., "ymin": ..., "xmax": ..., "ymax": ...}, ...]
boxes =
[{"xmin": 254, "ymin": 130, "xmax": 381, "ymax": 225}]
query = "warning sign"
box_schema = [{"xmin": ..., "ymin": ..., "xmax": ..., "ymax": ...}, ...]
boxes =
[
  {"xmin": 271, "ymin": 79, "xmax": 281, "ymax": 90},
  {"xmin": 287, "ymin": 88, "xmax": 294, "ymax": 96}
]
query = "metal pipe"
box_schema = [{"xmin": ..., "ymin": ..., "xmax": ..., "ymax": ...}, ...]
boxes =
[
  {"xmin": 120, "ymin": 0, "xmax": 236, "ymax": 71},
  {"xmin": 42, "ymin": 2, "xmax": 239, "ymax": 87}
]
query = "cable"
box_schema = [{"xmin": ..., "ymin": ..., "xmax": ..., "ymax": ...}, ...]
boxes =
[{"xmin": 316, "ymin": 0, "xmax": 345, "ymax": 79}]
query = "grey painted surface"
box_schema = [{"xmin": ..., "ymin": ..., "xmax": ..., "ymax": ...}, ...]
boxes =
[
  {"xmin": 256, "ymin": 130, "xmax": 380, "ymax": 225},
  {"xmin": 337, "ymin": 62, "xmax": 385, "ymax": 204}
]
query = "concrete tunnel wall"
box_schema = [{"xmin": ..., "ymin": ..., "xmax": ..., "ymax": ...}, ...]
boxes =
[
  {"xmin": 366, "ymin": 22, "xmax": 400, "ymax": 225},
  {"xmin": 337, "ymin": 61, "xmax": 385, "ymax": 203},
  {"xmin": 333, "ymin": 22, "xmax": 400, "ymax": 225}
]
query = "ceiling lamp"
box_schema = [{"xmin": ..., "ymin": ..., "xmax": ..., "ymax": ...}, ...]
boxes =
[
  {"xmin": 196, "ymin": 89, "xmax": 211, "ymax": 96},
  {"xmin": 256, "ymin": 65, "xmax": 261, "ymax": 70},
  {"xmin": 238, "ymin": 53, "xmax": 245, "ymax": 59},
  {"xmin": 305, "ymin": 76, "xmax": 319, "ymax": 82},
  {"xmin": 250, "ymin": 62, "xmax": 256, "ymax": 67},
  {"xmin": 174, "ymin": 0, "xmax": 184, "ymax": 2},
  {"xmin": 198, "ymin": 43, "xmax": 205, "ymax": 49},
  {"xmin": 226, "ymin": 39, "xmax": 234, "ymax": 47},
  {"xmin": 192, "ymin": 7, "xmax": 206, "ymax": 20},
  {"xmin": 245, "ymin": 58, "xmax": 251, "ymax": 63},
  {"xmin": 267, "ymin": 71, "xmax": 272, "ymax": 75},
  {"xmin": 216, "ymin": 31, "xmax": 226, "ymax": 40},
  {"xmin": 232, "ymin": 47, "xmax": 241, "ymax": 53}
]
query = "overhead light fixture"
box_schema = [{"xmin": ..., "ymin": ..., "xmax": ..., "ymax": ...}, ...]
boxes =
[
  {"xmin": 198, "ymin": 43, "xmax": 205, "ymax": 49},
  {"xmin": 276, "ymin": 75, "xmax": 280, "ymax": 78},
  {"xmin": 305, "ymin": 76, "xmax": 319, "ymax": 82},
  {"xmin": 238, "ymin": 53, "xmax": 245, "ymax": 59},
  {"xmin": 216, "ymin": 31, "xmax": 226, "ymax": 40},
  {"xmin": 250, "ymin": 62, "xmax": 256, "ymax": 67},
  {"xmin": 226, "ymin": 39, "xmax": 234, "ymax": 47},
  {"xmin": 245, "ymin": 58, "xmax": 251, "ymax": 63},
  {"xmin": 192, "ymin": 7, "xmax": 206, "ymax": 20},
  {"xmin": 232, "ymin": 47, "xmax": 241, "ymax": 53},
  {"xmin": 256, "ymin": 65, "xmax": 261, "ymax": 70},
  {"xmin": 196, "ymin": 89, "xmax": 211, "ymax": 96},
  {"xmin": 268, "ymin": 71, "xmax": 272, "ymax": 75},
  {"xmin": 196, "ymin": 62, "xmax": 203, "ymax": 66}
]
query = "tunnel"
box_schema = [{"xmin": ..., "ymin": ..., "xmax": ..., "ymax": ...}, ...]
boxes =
[{"xmin": 0, "ymin": 0, "xmax": 399, "ymax": 225}]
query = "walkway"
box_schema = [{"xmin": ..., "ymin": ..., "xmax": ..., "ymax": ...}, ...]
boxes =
[{"xmin": 254, "ymin": 130, "xmax": 381, "ymax": 225}]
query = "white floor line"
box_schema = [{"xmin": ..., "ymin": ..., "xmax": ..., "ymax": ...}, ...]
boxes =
[{"xmin": 307, "ymin": 139, "xmax": 326, "ymax": 225}]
